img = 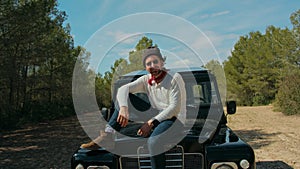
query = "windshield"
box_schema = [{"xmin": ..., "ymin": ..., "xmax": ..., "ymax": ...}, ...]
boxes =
[{"xmin": 185, "ymin": 80, "xmax": 220, "ymax": 106}]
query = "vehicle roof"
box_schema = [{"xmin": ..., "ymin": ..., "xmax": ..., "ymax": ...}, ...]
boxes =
[{"xmin": 121, "ymin": 67, "xmax": 208, "ymax": 77}]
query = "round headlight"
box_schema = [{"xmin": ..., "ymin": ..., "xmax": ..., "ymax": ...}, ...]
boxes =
[
  {"xmin": 211, "ymin": 162, "xmax": 238, "ymax": 169},
  {"xmin": 87, "ymin": 166, "xmax": 110, "ymax": 169},
  {"xmin": 75, "ymin": 163, "xmax": 84, "ymax": 169},
  {"xmin": 216, "ymin": 164, "xmax": 234, "ymax": 169},
  {"xmin": 240, "ymin": 159, "xmax": 250, "ymax": 169}
]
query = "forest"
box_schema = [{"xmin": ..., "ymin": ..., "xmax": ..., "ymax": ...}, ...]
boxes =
[{"xmin": 0, "ymin": 0, "xmax": 299, "ymax": 129}]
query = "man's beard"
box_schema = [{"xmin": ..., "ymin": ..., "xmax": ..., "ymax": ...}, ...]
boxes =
[
  {"xmin": 147, "ymin": 68, "xmax": 167, "ymax": 85},
  {"xmin": 149, "ymin": 68, "xmax": 162, "ymax": 77}
]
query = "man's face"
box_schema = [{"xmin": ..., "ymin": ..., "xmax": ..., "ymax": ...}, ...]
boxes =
[{"xmin": 144, "ymin": 55, "xmax": 164, "ymax": 76}]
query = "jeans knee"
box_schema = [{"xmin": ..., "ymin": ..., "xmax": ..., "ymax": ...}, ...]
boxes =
[
  {"xmin": 147, "ymin": 136, "xmax": 156, "ymax": 149},
  {"xmin": 147, "ymin": 136, "xmax": 162, "ymax": 155}
]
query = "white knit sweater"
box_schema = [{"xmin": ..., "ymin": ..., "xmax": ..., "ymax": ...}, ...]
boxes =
[{"xmin": 116, "ymin": 72, "xmax": 186, "ymax": 124}]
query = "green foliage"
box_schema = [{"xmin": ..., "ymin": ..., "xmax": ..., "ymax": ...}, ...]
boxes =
[
  {"xmin": 224, "ymin": 26, "xmax": 297, "ymax": 106},
  {"xmin": 205, "ymin": 60, "xmax": 226, "ymax": 104},
  {"xmin": 95, "ymin": 58, "xmax": 129, "ymax": 108},
  {"xmin": 273, "ymin": 10, "xmax": 300, "ymax": 115},
  {"xmin": 0, "ymin": 0, "xmax": 82, "ymax": 129},
  {"xmin": 224, "ymin": 8, "xmax": 300, "ymax": 112},
  {"xmin": 275, "ymin": 70, "xmax": 300, "ymax": 115},
  {"xmin": 290, "ymin": 9, "xmax": 300, "ymax": 33}
]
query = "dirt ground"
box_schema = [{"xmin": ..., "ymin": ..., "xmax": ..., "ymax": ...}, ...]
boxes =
[
  {"xmin": 0, "ymin": 105, "xmax": 299, "ymax": 169},
  {"xmin": 0, "ymin": 116, "xmax": 91, "ymax": 169},
  {"xmin": 227, "ymin": 105, "xmax": 300, "ymax": 169}
]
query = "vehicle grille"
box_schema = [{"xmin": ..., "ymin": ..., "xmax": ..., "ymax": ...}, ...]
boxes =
[
  {"xmin": 184, "ymin": 153, "xmax": 204, "ymax": 169},
  {"xmin": 119, "ymin": 146, "xmax": 203, "ymax": 169},
  {"xmin": 119, "ymin": 156, "xmax": 139, "ymax": 169}
]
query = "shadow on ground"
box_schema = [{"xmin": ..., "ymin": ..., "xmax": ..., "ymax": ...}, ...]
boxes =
[
  {"xmin": 257, "ymin": 161, "xmax": 294, "ymax": 169},
  {"xmin": 234, "ymin": 130, "xmax": 294, "ymax": 169},
  {"xmin": 233, "ymin": 129, "xmax": 280, "ymax": 149},
  {"xmin": 0, "ymin": 116, "xmax": 90, "ymax": 169}
]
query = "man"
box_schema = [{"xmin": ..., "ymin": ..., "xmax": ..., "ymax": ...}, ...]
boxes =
[{"xmin": 81, "ymin": 46, "xmax": 186, "ymax": 169}]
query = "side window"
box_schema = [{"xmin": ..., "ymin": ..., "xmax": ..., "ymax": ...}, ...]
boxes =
[
  {"xmin": 210, "ymin": 81, "xmax": 218, "ymax": 104},
  {"xmin": 191, "ymin": 82, "xmax": 217, "ymax": 104},
  {"xmin": 185, "ymin": 82, "xmax": 208, "ymax": 104},
  {"xmin": 185, "ymin": 79, "xmax": 220, "ymax": 105},
  {"xmin": 192, "ymin": 85, "xmax": 203, "ymax": 104}
]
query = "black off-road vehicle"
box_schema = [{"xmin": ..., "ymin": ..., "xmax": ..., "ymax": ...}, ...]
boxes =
[{"xmin": 71, "ymin": 67, "xmax": 255, "ymax": 169}]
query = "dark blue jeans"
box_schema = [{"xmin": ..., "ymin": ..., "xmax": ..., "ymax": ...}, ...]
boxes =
[
  {"xmin": 107, "ymin": 106, "xmax": 184, "ymax": 169},
  {"xmin": 147, "ymin": 119, "xmax": 184, "ymax": 169}
]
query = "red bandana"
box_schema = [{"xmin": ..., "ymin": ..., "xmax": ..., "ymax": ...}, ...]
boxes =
[{"xmin": 148, "ymin": 69, "xmax": 167, "ymax": 86}]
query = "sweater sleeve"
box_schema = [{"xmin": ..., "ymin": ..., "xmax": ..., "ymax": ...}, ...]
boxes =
[
  {"xmin": 154, "ymin": 73, "xmax": 185, "ymax": 122},
  {"xmin": 116, "ymin": 75, "xmax": 147, "ymax": 107}
]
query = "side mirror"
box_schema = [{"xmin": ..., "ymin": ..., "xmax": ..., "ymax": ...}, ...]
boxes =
[
  {"xmin": 101, "ymin": 107, "xmax": 109, "ymax": 121},
  {"xmin": 226, "ymin": 101, "xmax": 236, "ymax": 115}
]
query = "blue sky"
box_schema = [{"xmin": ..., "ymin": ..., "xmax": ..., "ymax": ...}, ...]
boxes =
[{"xmin": 58, "ymin": 0, "xmax": 300, "ymax": 73}]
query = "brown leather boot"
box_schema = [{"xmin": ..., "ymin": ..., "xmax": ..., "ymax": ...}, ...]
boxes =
[{"xmin": 80, "ymin": 131, "xmax": 115, "ymax": 150}]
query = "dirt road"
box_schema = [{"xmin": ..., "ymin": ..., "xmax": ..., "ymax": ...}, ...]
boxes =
[
  {"xmin": 227, "ymin": 105, "xmax": 300, "ymax": 169},
  {"xmin": 0, "ymin": 105, "xmax": 299, "ymax": 168}
]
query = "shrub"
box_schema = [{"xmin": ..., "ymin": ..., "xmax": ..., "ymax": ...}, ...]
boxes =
[{"xmin": 275, "ymin": 70, "xmax": 300, "ymax": 115}]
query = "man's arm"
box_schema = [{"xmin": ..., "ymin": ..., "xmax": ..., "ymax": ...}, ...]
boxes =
[{"xmin": 116, "ymin": 75, "xmax": 148, "ymax": 127}]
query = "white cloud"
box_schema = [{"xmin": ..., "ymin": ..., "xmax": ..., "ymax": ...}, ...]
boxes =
[
  {"xmin": 180, "ymin": 8, "xmax": 203, "ymax": 19},
  {"xmin": 199, "ymin": 10, "xmax": 230, "ymax": 19},
  {"xmin": 204, "ymin": 31, "xmax": 239, "ymax": 46},
  {"xmin": 117, "ymin": 48, "xmax": 133, "ymax": 58},
  {"xmin": 106, "ymin": 31, "xmax": 140, "ymax": 44},
  {"xmin": 200, "ymin": 14, "xmax": 210, "ymax": 19},
  {"xmin": 211, "ymin": 10, "xmax": 230, "ymax": 17}
]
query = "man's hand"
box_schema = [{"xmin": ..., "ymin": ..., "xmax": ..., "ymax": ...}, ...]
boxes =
[
  {"xmin": 137, "ymin": 120, "xmax": 153, "ymax": 137},
  {"xmin": 117, "ymin": 106, "xmax": 129, "ymax": 127}
]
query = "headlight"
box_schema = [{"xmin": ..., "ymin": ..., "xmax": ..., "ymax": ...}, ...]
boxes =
[
  {"xmin": 87, "ymin": 166, "xmax": 110, "ymax": 169},
  {"xmin": 211, "ymin": 162, "xmax": 238, "ymax": 169},
  {"xmin": 240, "ymin": 159, "xmax": 250, "ymax": 169},
  {"xmin": 75, "ymin": 164, "xmax": 84, "ymax": 169}
]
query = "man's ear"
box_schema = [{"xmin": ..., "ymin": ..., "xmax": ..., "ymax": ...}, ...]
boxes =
[{"xmin": 160, "ymin": 59, "xmax": 165, "ymax": 67}]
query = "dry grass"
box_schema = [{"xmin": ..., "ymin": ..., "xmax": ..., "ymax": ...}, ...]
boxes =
[{"xmin": 227, "ymin": 105, "xmax": 300, "ymax": 169}]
